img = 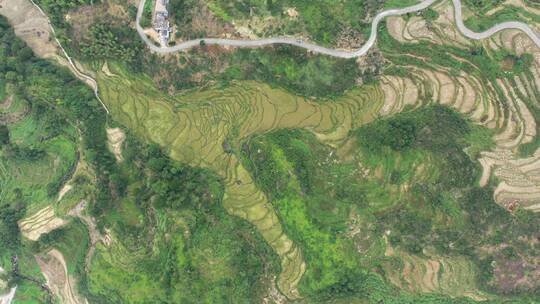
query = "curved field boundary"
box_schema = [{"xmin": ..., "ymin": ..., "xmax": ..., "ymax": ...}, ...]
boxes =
[
  {"xmin": 136, "ymin": 0, "xmax": 540, "ymax": 57},
  {"xmin": 95, "ymin": 67, "xmax": 385, "ymax": 298}
]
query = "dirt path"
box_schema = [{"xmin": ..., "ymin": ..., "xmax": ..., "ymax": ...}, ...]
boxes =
[
  {"xmin": 35, "ymin": 249, "xmax": 87, "ymax": 304},
  {"xmin": 0, "ymin": 266, "xmax": 15, "ymax": 304},
  {"xmin": 0, "ymin": 0, "xmax": 109, "ymax": 113},
  {"xmin": 68, "ymin": 200, "xmax": 104, "ymax": 271}
]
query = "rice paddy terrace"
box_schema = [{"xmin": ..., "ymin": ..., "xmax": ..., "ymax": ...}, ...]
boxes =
[
  {"xmin": 95, "ymin": 66, "xmax": 385, "ymax": 297},
  {"xmin": 90, "ymin": 0, "xmax": 540, "ymax": 298},
  {"xmin": 383, "ymin": 0, "xmax": 540, "ymax": 212},
  {"xmin": 4, "ymin": 0, "xmax": 540, "ymax": 301}
]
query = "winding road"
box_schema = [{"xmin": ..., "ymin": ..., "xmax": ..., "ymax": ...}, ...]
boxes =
[{"xmin": 136, "ymin": 0, "xmax": 540, "ymax": 57}]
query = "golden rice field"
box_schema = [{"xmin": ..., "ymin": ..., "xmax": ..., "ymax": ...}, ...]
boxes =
[
  {"xmin": 87, "ymin": 0, "xmax": 540, "ymax": 298},
  {"xmin": 95, "ymin": 65, "xmax": 385, "ymax": 297}
]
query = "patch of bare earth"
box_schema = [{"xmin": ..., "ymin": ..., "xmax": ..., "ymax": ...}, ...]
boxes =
[
  {"xmin": 262, "ymin": 277, "xmax": 287, "ymax": 304},
  {"xmin": 0, "ymin": 0, "xmax": 100, "ymax": 97},
  {"xmin": 0, "ymin": 0, "xmax": 58, "ymax": 58},
  {"xmin": 492, "ymin": 259, "xmax": 540, "ymax": 292},
  {"xmin": 18, "ymin": 206, "xmax": 68, "ymax": 241},
  {"xmin": 0, "ymin": 106, "xmax": 29, "ymax": 125},
  {"xmin": 106, "ymin": 127, "xmax": 126, "ymax": 162},
  {"xmin": 66, "ymin": 2, "xmax": 128, "ymax": 42},
  {"xmin": 57, "ymin": 184, "xmax": 73, "ymax": 202},
  {"xmin": 36, "ymin": 249, "xmax": 87, "ymax": 304},
  {"xmin": 0, "ymin": 287, "xmax": 16, "ymax": 304},
  {"xmin": 479, "ymin": 240, "xmax": 540, "ymax": 293},
  {"xmin": 65, "ymin": 5, "xmax": 105, "ymax": 42}
]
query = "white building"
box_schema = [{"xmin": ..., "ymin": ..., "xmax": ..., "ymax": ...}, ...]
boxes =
[{"xmin": 153, "ymin": 0, "xmax": 171, "ymax": 46}]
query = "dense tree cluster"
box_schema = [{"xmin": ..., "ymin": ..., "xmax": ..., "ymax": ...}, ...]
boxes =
[
  {"xmin": 207, "ymin": 0, "xmax": 388, "ymax": 45},
  {"xmin": 0, "ymin": 203, "xmax": 25, "ymax": 250},
  {"xmin": 0, "ymin": 125, "xmax": 9, "ymax": 146},
  {"xmin": 35, "ymin": 0, "xmax": 94, "ymax": 24},
  {"xmin": 80, "ymin": 23, "xmax": 143, "ymax": 65}
]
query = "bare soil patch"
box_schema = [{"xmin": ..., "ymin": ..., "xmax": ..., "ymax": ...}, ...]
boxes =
[
  {"xmin": 0, "ymin": 287, "xmax": 16, "ymax": 304},
  {"xmin": 189, "ymin": 1, "xmax": 235, "ymax": 39},
  {"xmin": 106, "ymin": 127, "xmax": 126, "ymax": 162},
  {"xmin": 0, "ymin": 0, "xmax": 59, "ymax": 58},
  {"xmin": 0, "ymin": 107, "xmax": 29, "ymax": 125},
  {"xmin": 19, "ymin": 206, "xmax": 68, "ymax": 241},
  {"xmin": 36, "ymin": 249, "xmax": 87, "ymax": 304},
  {"xmin": 57, "ymin": 184, "xmax": 73, "ymax": 202}
]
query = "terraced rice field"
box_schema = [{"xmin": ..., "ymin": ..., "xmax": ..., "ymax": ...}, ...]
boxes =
[
  {"xmin": 38, "ymin": 0, "xmax": 540, "ymax": 298},
  {"xmin": 95, "ymin": 1, "xmax": 540, "ymax": 287},
  {"xmin": 18, "ymin": 206, "xmax": 68, "ymax": 241},
  {"xmin": 384, "ymin": 0, "xmax": 540, "ymax": 212},
  {"xmin": 95, "ymin": 65, "xmax": 385, "ymax": 297},
  {"xmin": 1, "ymin": 113, "xmax": 77, "ymax": 223},
  {"xmin": 384, "ymin": 240, "xmax": 488, "ymax": 301}
]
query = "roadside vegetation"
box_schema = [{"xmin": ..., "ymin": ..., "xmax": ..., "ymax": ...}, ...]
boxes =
[
  {"xmin": 143, "ymin": 45, "xmax": 378, "ymax": 98},
  {"xmin": 464, "ymin": 3, "xmax": 540, "ymax": 32},
  {"xmin": 140, "ymin": 0, "xmax": 155, "ymax": 28},
  {"xmin": 202, "ymin": 0, "xmax": 419, "ymax": 46}
]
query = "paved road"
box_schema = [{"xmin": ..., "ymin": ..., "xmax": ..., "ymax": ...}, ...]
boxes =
[
  {"xmin": 137, "ymin": 0, "xmax": 540, "ymax": 57},
  {"xmin": 451, "ymin": 0, "xmax": 540, "ymax": 46}
]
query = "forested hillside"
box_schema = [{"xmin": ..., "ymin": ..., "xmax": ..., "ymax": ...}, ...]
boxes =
[{"xmin": 2, "ymin": 0, "xmax": 540, "ymax": 303}]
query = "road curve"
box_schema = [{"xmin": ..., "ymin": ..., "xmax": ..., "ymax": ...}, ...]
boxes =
[
  {"xmin": 451, "ymin": 0, "xmax": 540, "ymax": 46},
  {"xmin": 137, "ymin": 0, "xmax": 540, "ymax": 57}
]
